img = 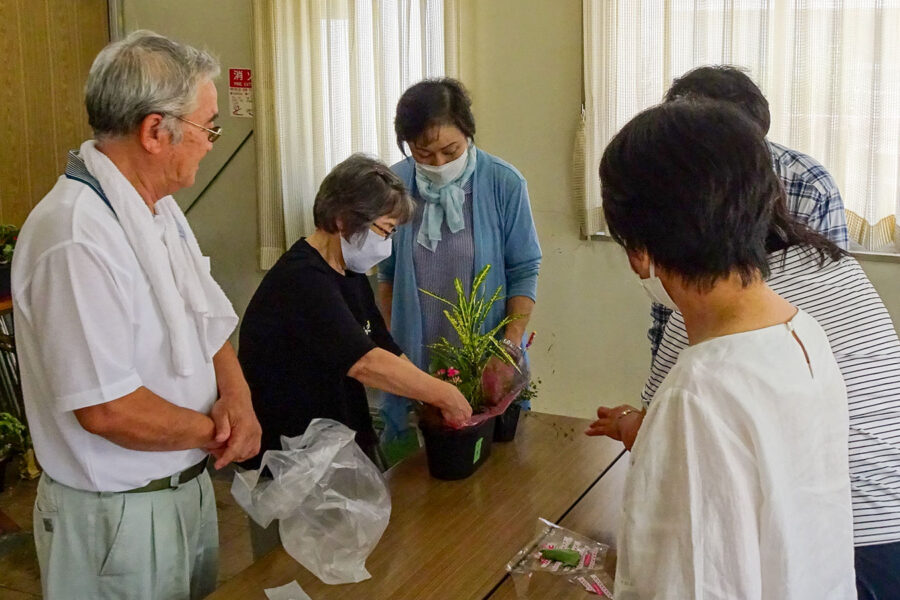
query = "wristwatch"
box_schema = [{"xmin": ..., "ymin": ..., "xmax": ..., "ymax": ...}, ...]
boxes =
[
  {"xmin": 500, "ymin": 338, "xmax": 519, "ymax": 350},
  {"xmin": 500, "ymin": 338, "xmax": 523, "ymax": 360}
]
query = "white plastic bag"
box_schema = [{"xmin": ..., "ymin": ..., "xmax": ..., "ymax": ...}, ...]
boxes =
[{"xmin": 232, "ymin": 419, "xmax": 391, "ymax": 584}]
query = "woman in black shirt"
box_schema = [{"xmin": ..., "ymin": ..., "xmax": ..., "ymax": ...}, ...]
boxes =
[{"xmin": 239, "ymin": 154, "xmax": 471, "ymax": 469}]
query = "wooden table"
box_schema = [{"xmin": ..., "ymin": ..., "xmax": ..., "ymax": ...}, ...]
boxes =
[{"xmin": 208, "ymin": 413, "xmax": 628, "ymax": 600}]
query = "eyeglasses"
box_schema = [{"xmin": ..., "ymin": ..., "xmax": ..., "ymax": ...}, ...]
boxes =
[
  {"xmin": 370, "ymin": 222, "xmax": 397, "ymax": 239},
  {"xmin": 173, "ymin": 115, "xmax": 223, "ymax": 143}
]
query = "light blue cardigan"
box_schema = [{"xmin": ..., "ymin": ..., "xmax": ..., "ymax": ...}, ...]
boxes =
[{"xmin": 377, "ymin": 148, "xmax": 542, "ymax": 437}]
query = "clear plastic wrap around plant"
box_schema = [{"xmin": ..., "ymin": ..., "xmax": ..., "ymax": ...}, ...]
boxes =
[
  {"xmin": 231, "ymin": 419, "xmax": 391, "ymax": 585},
  {"xmin": 481, "ymin": 342, "xmax": 530, "ymax": 406},
  {"xmin": 507, "ymin": 518, "xmax": 614, "ymax": 598},
  {"xmin": 464, "ymin": 346, "xmax": 530, "ymax": 426},
  {"xmin": 420, "ymin": 346, "xmax": 531, "ymax": 430}
]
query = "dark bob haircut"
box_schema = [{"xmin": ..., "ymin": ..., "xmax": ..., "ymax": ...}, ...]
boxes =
[
  {"xmin": 313, "ymin": 153, "xmax": 415, "ymax": 236},
  {"xmin": 665, "ymin": 65, "xmax": 771, "ymax": 135},
  {"xmin": 394, "ymin": 78, "xmax": 476, "ymax": 154},
  {"xmin": 600, "ymin": 100, "xmax": 781, "ymax": 290}
]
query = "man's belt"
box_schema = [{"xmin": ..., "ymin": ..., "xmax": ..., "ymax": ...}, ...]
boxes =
[{"xmin": 124, "ymin": 457, "xmax": 209, "ymax": 494}]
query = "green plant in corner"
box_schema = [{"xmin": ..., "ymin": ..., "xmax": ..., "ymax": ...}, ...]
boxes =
[
  {"xmin": 0, "ymin": 225, "xmax": 18, "ymax": 264},
  {"xmin": 0, "ymin": 412, "xmax": 26, "ymax": 460},
  {"xmin": 420, "ymin": 264, "xmax": 520, "ymax": 413}
]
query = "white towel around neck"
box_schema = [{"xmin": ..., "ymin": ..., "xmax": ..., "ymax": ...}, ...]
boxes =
[{"xmin": 79, "ymin": 140, "xmax": 238, "ymax": 376}]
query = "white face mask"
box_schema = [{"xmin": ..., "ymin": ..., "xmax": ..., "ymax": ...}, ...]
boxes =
[
  {"xmin": 640, "ymin": 263, "xmax": 679, "ymax": 311},
  {"xmin": 340, "ymin": 229, "xmax": 393, "ymax": 273},
  {"xmin": 415, "ymin": 146, "xmax": 469, "ymax": 187}
]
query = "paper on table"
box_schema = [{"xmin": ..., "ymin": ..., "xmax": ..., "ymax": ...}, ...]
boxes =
[{"xmin": 264, "ymin": 580, "xmax": 312, "ymax": 600}]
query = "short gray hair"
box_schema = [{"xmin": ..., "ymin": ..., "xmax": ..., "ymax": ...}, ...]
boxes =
[
  {"xmin": 314, "ymin": 154, "xmax": 415, "ymax": 235},
  {"xmin": 85, "ymin": 30, "xmax": 220, "ymax": 142}
]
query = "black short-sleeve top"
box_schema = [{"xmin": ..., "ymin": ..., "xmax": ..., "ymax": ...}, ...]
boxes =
[{"xmin": 238, "ymin": 239, "xmax": 403, "ymax": 467}]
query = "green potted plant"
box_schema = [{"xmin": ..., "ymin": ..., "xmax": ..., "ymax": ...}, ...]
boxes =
[
  {"xmin": 0, "ymin": 412, "xmax": 26, "ymax": 492},
  {"xmin": 0, "ymin": 224, "xmax": 18, "ymax": 298},
  {"xmin": 418, "ymin": 265, "xmax": 521, "ymax": 480}
]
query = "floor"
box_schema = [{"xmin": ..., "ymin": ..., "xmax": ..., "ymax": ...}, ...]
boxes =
[{"xmin": 0, "ymin": 457, "xmax": 255, "ymax": 599}]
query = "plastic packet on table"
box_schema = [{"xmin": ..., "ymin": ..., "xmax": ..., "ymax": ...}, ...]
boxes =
[
  {"xmin": 506, "ymin": 518, "xmax": 615, "ymax": 598},
  {"xmin": 232, "ymin": 418, "xmax": 391, "ymax": 585}
]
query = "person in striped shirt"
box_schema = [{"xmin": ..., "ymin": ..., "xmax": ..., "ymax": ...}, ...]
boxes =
[
  {"xmin": 588, "ymin": 122, "xmax": 900, "ymax": 600},
  {"xmin": 647, "ymin": 65, "xmax": 849, "ymax": 361}
]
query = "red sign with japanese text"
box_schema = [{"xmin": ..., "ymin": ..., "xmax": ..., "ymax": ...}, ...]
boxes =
[
  {"xmin": 229, "ymin": 68, "xmax": 252, "ymax": 89},
  {"xmin": 228, "ymin": 68, "xmax": 253, "ymax": 118}
]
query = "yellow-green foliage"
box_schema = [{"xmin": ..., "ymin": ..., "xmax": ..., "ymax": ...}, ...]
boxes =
[{"xmin": 420, "ymin": 265, "xmax": 519, "ymax": 412}]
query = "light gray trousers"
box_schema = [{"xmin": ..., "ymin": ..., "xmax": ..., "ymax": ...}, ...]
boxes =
[{"xmin": 33, "ymin": 470, "xmax": 218, "ymax": 600}]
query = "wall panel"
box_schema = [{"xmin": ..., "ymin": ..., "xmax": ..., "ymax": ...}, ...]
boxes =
[{"xmin": 0, "ymin": 0, "xmax": 107, "ymax": 226}]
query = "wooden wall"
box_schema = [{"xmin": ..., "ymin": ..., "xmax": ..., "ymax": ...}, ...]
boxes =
[{"xmin": 0, "ymin": 0, "xmax": 109, "ymax": 226}]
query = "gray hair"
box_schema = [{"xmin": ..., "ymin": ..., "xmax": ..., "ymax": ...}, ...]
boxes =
[
  {"xmin": 85, "ymin": 30, "xmax": 220, "ymax": 142},
  {"xmin": 314, "ymin": 154, "xmax": 415, "ymax": 235}
]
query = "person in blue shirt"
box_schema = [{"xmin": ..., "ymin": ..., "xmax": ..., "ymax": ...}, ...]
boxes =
[{"xmin": 377, "ymin": 78, "xmax": 542, "ymax": 440}]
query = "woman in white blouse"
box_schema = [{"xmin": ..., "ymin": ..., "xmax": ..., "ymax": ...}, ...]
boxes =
[{"xmin": 597, "ymin": 99, "xmax": 855, "ymax": 599}]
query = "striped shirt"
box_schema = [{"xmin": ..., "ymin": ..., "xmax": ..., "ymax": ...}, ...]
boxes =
[
  {"xmin": 647, "ymin": 141, "xmax": 850, "ymax": 359},
  {"xmin": 642, "ymin": 245, "xmax": 900, "ymax": 546}
]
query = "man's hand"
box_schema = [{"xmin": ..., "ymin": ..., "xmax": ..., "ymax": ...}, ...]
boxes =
[
  {"xmin": 209, "ymin": 341, "xmax": 261, "ymax": 468},
  {"xmin": 208, "ymin": 390, "xmax": 262, "ymax": 469},
  {"xmin": 585, "ymin": 404, "xmax": 644, "ymax": 451}
]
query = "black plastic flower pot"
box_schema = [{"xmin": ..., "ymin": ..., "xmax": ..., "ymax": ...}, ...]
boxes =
[
  {"xmin": 494, "ymin": 403, "xmax": 522, "ymax": 442},
  {"xmin": 420, "ymin": 417, "xmax": 496, "ymax": 480}
]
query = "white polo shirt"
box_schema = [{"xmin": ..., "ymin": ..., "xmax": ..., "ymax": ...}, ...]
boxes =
[{"xmin": 12, "ymin": 172, "xmax": 216, "ymax": 493}]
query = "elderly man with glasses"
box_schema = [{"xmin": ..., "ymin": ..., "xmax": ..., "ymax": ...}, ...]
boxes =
[{"xmin": 11, "ymin": 30, "xmax": 260, "ymax": 599}]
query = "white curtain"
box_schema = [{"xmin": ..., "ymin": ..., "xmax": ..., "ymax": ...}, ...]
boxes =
[
  {"xmin": 583, "ymin": 0, "xmax": 900, "ymax": 251},
  {"xmin": 252, "ymin": 0, "xmax": 459, "ymax": 268}
]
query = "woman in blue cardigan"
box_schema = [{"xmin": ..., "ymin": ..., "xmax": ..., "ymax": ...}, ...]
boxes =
[{"xmin": 377, "ymin": 78, "xmax": 542, "ymax": 440}]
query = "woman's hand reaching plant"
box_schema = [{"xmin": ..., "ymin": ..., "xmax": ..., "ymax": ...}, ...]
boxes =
[{"xmin": 436, "ymin": 381, "xmax": 472, "ymax": 428}]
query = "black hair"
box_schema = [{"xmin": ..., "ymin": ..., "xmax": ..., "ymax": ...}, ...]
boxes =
[
  {"xmin": 665, "ymin": 65, "xmax": 771, "ymax": 135},
  {"xmin": 394, "ymin": 78, "xmax": 476, "ymax": 154},
  {"xmin": 313, "ymin": 153, "xmax": 414, "ymax": 235},
  {"xmin": 765, "ymin": 192, "xmax": 847, "ymax": 265},
  {"xmin": 600, "ymin": 100, "xmax": 780, "ymax": 290}
]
